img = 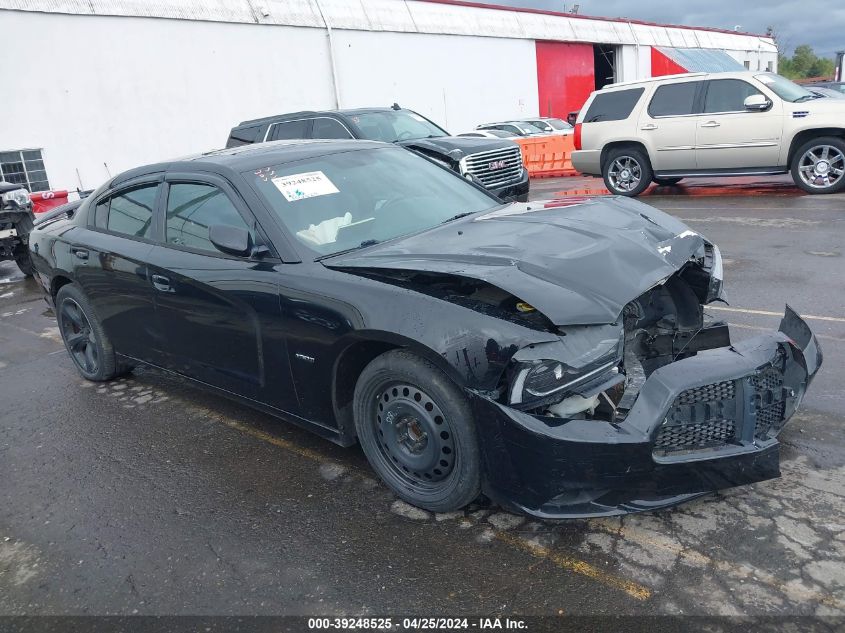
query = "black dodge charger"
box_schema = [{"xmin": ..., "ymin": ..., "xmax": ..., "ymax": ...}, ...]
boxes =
[{"xmin": 29, "ymin": 140, "xmax": 822, "ymax": 518}]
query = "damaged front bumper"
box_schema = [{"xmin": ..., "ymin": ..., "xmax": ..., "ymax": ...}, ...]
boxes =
[{"xmin": 470, "ymin": 307, "xmax": 822, "ymax": 518}]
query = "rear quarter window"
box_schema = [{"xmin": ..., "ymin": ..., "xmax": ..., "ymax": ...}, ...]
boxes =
[
  {"xmin": 583, "ymin": 88, "xmax": 644, "ymax": 123},
  {"xmin": 227, "ymin": 124, "xmax": 263, "ymax": 147}
]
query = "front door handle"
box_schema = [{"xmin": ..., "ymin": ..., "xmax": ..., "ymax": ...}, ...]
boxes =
[
  {"xmin": 72, "ymin": 247, "xmax": 89, "ymax": 260},
  {"xmin": 151, "ymin": 274, "xmax": 171, "ymax": 292},
  {"xmin": 701, "ymin": 121, "xmax": 721, "ymax": 128},
  {"xmin": 641, "ymin": 123, "xmax": 658, "ymax": 131}
]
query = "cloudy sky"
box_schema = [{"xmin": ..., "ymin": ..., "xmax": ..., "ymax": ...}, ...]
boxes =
[{"xmin": 495, "ymin": 0, "xmax": 843, "ymax": 58}]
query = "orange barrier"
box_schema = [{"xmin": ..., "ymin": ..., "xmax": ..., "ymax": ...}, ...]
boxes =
[{"xmin": 514, "ymin": 134, "xmax": 577, "ymax": 178}]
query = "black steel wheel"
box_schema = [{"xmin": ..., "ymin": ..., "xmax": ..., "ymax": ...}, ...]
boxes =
[
  {"xmin": 353, "ymin": 350, "xmax": 481, "ymax": 512},
  {"xmin": 55, "ymin": 284, "xmax": 121, "ymax": 381}
]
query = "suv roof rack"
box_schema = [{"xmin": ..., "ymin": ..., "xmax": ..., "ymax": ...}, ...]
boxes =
[{"xmin": 602, "ymin": 72, "xmax": 708, "ymax": 89}]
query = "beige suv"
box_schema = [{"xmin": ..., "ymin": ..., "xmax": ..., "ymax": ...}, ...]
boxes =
[{"xmin": 571, "ymin": 71, "xmax": 845, "ymax": 196}]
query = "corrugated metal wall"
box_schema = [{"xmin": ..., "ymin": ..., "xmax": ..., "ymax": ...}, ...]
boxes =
[{"xmin": 0, "ymin": 0, "xmax": 778, "ymax": 53}]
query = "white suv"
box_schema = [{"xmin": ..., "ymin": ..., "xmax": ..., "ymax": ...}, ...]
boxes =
[{"xmin": 571, "ymin": 71, "xmax": 845, "ymax": 196}]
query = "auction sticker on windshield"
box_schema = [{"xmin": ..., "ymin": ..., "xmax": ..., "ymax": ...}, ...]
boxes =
[{"xmin": 272, "ymin": 171, "xmax": 339, "ymax": 202}]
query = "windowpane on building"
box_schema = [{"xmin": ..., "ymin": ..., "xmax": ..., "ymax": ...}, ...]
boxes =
[{"xmin": 0, "ymin": 149, "xmax": 50, "ymax": 192}]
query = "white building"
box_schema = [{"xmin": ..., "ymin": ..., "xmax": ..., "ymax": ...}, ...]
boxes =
[{"xmin": 0, "ymin": 0, "xmax": 778, "ymax": 195}]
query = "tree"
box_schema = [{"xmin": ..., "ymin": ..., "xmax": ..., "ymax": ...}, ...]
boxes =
[{"xmin": 778, "ymin": 45, "xmax": 835, "ymax": 79}]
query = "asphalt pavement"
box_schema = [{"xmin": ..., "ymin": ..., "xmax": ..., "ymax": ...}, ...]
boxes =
[{"xmin": 1, "ymin": 176, "xmax": 843, "ymax": 620}]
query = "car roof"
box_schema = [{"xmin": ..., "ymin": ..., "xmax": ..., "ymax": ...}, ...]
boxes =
[
  {"xmin": 235, "ymin": 107, "xmax": 407, "ymax": 127},
  {"xmin": 111, "ymin": 139, "xmax": 391, "ymax": 186}
]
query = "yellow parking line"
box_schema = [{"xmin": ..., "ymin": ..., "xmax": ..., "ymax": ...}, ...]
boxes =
[
  {"xmin": 495, "ymin": 530, "xmax": 652, "ymax": 601},
  {"xmin": 196, "ymin": 408, "xmax": 339, "ymax": 466},
  {"xmin": 708, "ymin": 305, "xmax": 845, "ymax": 323},
  {"xmin": 197, "ymin": 405, "xmax": 652, "ymax": 601}
]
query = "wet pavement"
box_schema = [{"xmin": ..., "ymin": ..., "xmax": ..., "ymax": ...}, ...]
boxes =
[{"xmin": 1, "ymin": 179, "xmax": 844, "ymax": 618}]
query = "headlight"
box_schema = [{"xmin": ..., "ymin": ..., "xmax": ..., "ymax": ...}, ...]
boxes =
[
  {"xmin": 1, "ymin": 188, "xmax": 31, "ymax": 208},
  {"xmin": 508, "ymin": 327, "xmax": 623, "ymax": 407},
  {"xmin": 705, "ymin": 243, "xmax": 725, "ymax": 303}
]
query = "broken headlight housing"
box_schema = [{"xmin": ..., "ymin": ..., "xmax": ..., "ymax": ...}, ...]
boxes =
[
  {"xmin": 507, "ymin": 325, "xmax": 624, "ymax": 408},
  {"xmin": 1, "ymin": 187, "xmax": 31, "ymax": 209},
  {"xmin": 705, "ymin": 243, "xmax": 725, "ymax": 303}
]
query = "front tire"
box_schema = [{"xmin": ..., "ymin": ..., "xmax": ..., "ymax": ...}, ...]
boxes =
[
  {"xmin": 602, "ymin": 147, "xmax": 653, "ymax": 196},
  {"xmin": 353, "ymin": 350, "xmax": 481, "ymax": 512},
  {"xmin": 791, "ymin": 136, "xmax": 845, "ymax": 194},
  {"xmin": 56, "ymin": 284, "xmax": 121, "ymax": 381}
]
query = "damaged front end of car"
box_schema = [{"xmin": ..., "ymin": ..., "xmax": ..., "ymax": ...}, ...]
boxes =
[
  {"xmin": 328, "ymin": 196, "xmax": 821, "ymax": 518},
  {"xmin": 472, "ymin": 266, "xmax": 821, "ymax": 518}
]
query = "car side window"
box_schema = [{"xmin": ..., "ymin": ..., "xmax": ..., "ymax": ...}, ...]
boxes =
[
  {"xmin": 648, "ymin": 81, "xmax": 702, "ymax": 117},
  {"xmin": 583, "ymin": 88, "xmax": 644, "ymax": 122},
  {"xmin": 106, "ymin": 184, "xmax": 158, "ymax": 239},
  {"xmin": 703, "ymin": 79, "xmax": 762, "ymax": 113},
  {"xmin": 268, "ymin": 119, "xmax": 310, "ymax": 141},
  {"xmin": 165, "ymin": 182, "xmax": 253, "ymax": 254},
  {"xmin": 94, "ymin": 198, "xmax": 110, "ymax": 229},
  {"xmin": 312, "ymin": 117, "xmax": 353, "ymax": 139}
]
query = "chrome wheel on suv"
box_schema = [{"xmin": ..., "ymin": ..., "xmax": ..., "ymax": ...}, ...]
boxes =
[
  {"xmin": 602, "ymin": 147, "xmax": 653, "ymax": 197},
  {"xmin": 791, "ymin": 137, "xmax": 845, "ymax": 194}
]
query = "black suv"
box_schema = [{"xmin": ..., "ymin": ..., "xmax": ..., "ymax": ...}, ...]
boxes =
[{"xmin": 226, "ymin": 106, "xmax": 529, "ymax": 202}]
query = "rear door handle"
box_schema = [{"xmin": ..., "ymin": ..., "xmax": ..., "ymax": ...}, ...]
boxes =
[
  {"xmin": 72, "ymin": 247, "xmax": 89, "ymax": 260},
  {"xmin": 151, "ymin": 274, "xmax": 171, "ymax": 292},
  {"xmin": 701, "ymin": 121, "xmax": 721, "ymax": 128},
  {"xmin": 641, "ymin": 124, "xmax": 658, "ymax": 131}
]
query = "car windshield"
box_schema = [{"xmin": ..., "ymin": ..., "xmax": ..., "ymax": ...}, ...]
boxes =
[
  {"xmin": 516, "ymin": 122, "xmax": 545, "ymax": 135},
  {"xmin": 545, "ymin": 118, "xmax": 573, "ymax": 130},
  {"xmin": 349, "ymin": 110, "xmax": 449, "ymax": 143},
  {"xmin": 754, "ymin": 73, "xmax": 817, "ymax": 102},
  {"xmin": 247, "ymin": 147, "xmax": 500, "ymax": 257}
]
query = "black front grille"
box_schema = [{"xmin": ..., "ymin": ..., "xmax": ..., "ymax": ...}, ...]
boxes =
[
  {"xmin": 755, "ymin": 401, "xmax": 786, "ymax": 439},
  {"xmin": 654, "ymin": 381, "xmax": 739, "ymax": 456},
  {"xmin": 752, "ymin": 365, "xmax": 787, "ymax": 440},
  {"xmin": 654, "ymin": 419, "xmax": 736, "ymax": 451},
  {"xmin": 653, "ymin": 360, "xmax": 789, "ymax": 458},
  {"xmin": 676, "ymin": 381, "xmax": 735, "ymax": 405}
]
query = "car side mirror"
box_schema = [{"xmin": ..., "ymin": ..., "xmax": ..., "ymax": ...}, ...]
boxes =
[
  {"xmin": 744, "ymin": 94, "xmax": 772, "ymax": 111},
  {"xmin": 209, "ymin": 224, "xmax": 251, "ymax": 257}
]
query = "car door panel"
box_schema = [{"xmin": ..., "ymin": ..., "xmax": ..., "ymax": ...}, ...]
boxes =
[
  {"xmin": 145, "ymin": 246, "xmax": 289, "ymax": 401},
  {"xmin": 640, "ymin": 81, "xmax": 703, "ymax": 171},
  {"xmin": 146, "ymin": 176, "xmax": 300, "ymax": 414},
  {"xmin": 695, "ymin": 79, "xmax": 784, "ymax": 169},
  {"xmin": 73, "ymin": 230, "xmax": 158, "ymax": 362}
]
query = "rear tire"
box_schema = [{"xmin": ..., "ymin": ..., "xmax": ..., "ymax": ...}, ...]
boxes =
[
  {"xmin": 56, "ymin": 284, "xmax": 122, "ymax": 381},
  {"xmin": 791, "ymin": 136, "xmax": 845, "ymax": 194},
  {"xmin": 602, "ymin": 147, "xmax": 653, "ymax": 196},
  {"xmin": 353, "ymin": 350, "xmax": 481, "ymax": 512},
  {"xmin": 653, "ymin": 177, "xmax": 683, "ymax": 187}
]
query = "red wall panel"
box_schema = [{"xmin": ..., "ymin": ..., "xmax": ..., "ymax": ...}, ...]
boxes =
[
  {"xmin": 535, "ymin": 41, "xmax": 595, "ymax": 118},
  {"xmin": 651, "ymin": 47, "xmax": 689, "ymax": 76}
]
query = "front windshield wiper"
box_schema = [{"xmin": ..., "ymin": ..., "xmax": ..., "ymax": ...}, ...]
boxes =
[
  {"xmin": 316, "ymin": 239, "xmax": 381, "ymax": 261},
  {"xmin": 794, "ymin": 94, "xmax": 822, "ymax": 102},
  {"xmin": 440, "ymin": 211, "xmax": 477, "ymax": 224}
]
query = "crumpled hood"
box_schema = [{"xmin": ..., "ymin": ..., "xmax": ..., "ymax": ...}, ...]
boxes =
[{"xmin": 326, "ymin": 196, "xmax": 708, "ymax": 326}]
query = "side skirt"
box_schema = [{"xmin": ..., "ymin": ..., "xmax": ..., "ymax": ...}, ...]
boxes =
[{"xmin": 116, "ymin": 354, "xmax": 356, "ymax": 447}]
